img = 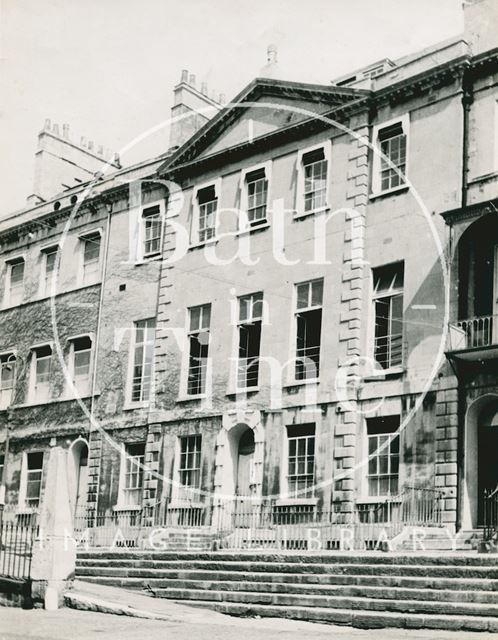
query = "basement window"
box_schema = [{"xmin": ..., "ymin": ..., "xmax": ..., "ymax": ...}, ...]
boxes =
[
  {"xmin": 24, "ymin": 452, "xmax": 44, "ymax": 509},
  {"xmin": 4, "ymin": 258, "xmax": 25, "ymax": 307},
  {"xmin": 237, "ymin": 292, "xmax": 263, "ymax": 389},
  {"xmin": 295, "ymin": 279, "xmax": 323, "ymax": 381},
  {"xmin": 286, "ymin": 424, "xmax": 315, "ymax": 499},
  {"xmin": 30, "ymin": 345, "xmax": 52, "ymax": 403},
  {"xmin": 130, "ymin": 319, "xmax": 155, "ymax": 403},
  {"xmin": 366, "ymin": 416, "xmax": 400, "ymax": 497},
  {"xmin": 187, "ymin": 304, "xmax": 211, "ymax": 396},
  {"xmin": 0, "ymin": 353, "xmax": 16, "ymax": 409},
  {"xmin": 372, "ymin": 262, "xmax": 404, "ymax": 370}
]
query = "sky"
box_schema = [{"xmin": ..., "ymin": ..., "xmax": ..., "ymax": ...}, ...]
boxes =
[{"xmin": 0, "ymin": 0, "xmax": 463, "ymax": 217}]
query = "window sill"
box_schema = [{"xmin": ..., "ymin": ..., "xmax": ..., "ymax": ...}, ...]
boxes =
[
  {"xmin": 188, "ymin": 238, "xmax": 219, "ymax": 251},
  {"xmin": 226, "ymin": 386, "xmax": 260, "ymax": 396},
  {"xmin": 236, "ymin": 222, "xmax": 270, "ymax": 237},
  {"xmin": 123, "ymin": 401, "xmax": 150, "ymax": 411},
  {"xmin": 369, "ymin": 184, "xmax": 409, "ymax": 200},
  {"xmin": 176, "ymin": 394, "xmax": 207, "ymax": 403},
  {"xmin": 293, "ymin": 206, "xmax": 329, "ymax": 222},
  {"xmin": 274, "ymin": 498, "xmax": 318, "ymax": 507},
  {"xmin": 113, "ymin": 505, "xmax": 141, "ymax": 513},
  {"xmin": 134, "ymin": 254, "xmax": 162, "ymax": 265},
  {"xmin": 283, "ymin": 379, "xmax": 319, "ymax": 390},
  {"xmin": 363, "ymin": 366, "xmax": 404, "ymax": 381}
]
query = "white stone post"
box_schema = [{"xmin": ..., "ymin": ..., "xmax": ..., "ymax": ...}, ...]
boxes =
[{"xmin": 31, "ymin": 446, "xmax": 76, "ymax": 609}]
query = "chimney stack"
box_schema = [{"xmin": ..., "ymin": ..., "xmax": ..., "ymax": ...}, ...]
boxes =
[
  {"xmin": 169, "ymin": 69, "xmax": 223, "ymax": 149},
  {"xmin": 28, "ymin": 121, "xmax": 121, "ymax": 204},
  {"xmin": 464, "ymin": 0, "xmax": 498, "ymax": 55}
]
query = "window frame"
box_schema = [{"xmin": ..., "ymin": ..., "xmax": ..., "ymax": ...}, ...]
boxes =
[
  {"xmin": 3, "ymin": 256, "xmax": 25, "ymax": 308},
  {"xmin": 191, "ymin": 179, "xmax": 222, "ymax": 246},
  {"xmin": 0, "ymin": 351, "xmax": 16, "ymax": 409},
  {"xmin": 39, "ymin": 244, "xmax": 60, "ymax": 298},
  {"xmin": 184, "ymin": 304, "xmax": 211, "ymax": 398},
  {"xmin": 365, "ymin": 416, "xmax": 401, "ymax": 498},
  {"xmin": 118, "ymin": 442, "xmax": 146, "ymax": 509},
  {"xmin": 292, "ymin": 278, "xmax": 324, "ymax": 383},
  {"xmin": 128, "ymin": 319, "xmax": 156, "ymax": 405},
  {"xmin": 295, "ymin": 141, "xmax": 332, "ymax": 218},
  {"xmin": 176, "ymin": 434, "xmax": 202, "ymax": 501},
  {"xmin": 29, "ymin": 343, "xmax": 53, "ymax": 404},
  {"xmin": 285, "ymin": 424, "xmax": 316, "ymax": 500},
  {"xmin": 371, "ymin": 262, "xmax": 404, "ymax": 373},
  {"xmin": 78, "ymin": 229, "xmax": 103, "ymax": 286},
  {"xmin": 67, "ymin": 334, "xmax": 93, "ymax": 397},
  {"xmin": 140, "ymin": 201, "xmax": 165, "ymax": 261},
  {"xmin": 236, "ymin": 292, "xmax": 264, "ymax": 391},
  {"xmin": 239, "ymin": 162, "xmax": 272, "ymax": 231},
  {"xmin": 20, "ymin": 451, "xmax": 44, "ymax": 511},
  {"xmin": 371, "ymin": 114, "xmax": 410, "ymax": 197}
]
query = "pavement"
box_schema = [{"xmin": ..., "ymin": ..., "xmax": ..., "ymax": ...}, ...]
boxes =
[{"xmin": 0, "ymin": 581, "xmax": 496, "ymax": 640}]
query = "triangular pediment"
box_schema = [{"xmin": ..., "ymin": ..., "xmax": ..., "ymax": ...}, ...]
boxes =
[{"xmin": 159, "ymin": 78, "xmax": 370, "ymax": 173}]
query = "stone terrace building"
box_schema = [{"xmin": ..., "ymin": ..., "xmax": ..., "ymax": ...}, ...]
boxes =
[{"xmin": 1, "ymin": 0, "xmax": 498, "ymax": 546}]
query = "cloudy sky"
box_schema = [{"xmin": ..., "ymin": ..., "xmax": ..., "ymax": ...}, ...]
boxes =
[{"xmin": 0, "ymin": 0, "xmax": 463, "ymax": 216}]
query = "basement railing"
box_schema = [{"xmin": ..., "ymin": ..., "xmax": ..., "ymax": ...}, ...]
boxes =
[
  {"xmin": 0, "ymin": 505, "xmax": 38, "ymax": 580},
  {"xmin": 483, "ymin": 485, "xmax": 498, "ymax": 543},
  {"xmin": 72, "ymin": 485, "xmax": 444, "ymax": 551}
]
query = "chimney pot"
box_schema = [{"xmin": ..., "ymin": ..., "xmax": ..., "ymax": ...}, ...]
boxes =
[
  {"xmin": 62, "ymin": 124, "xmax": 69, "ymax": 138},
  {"xmin": 88, "ymin": 140, "xmax": 94, "ymax": 151},
  {"xmin": 52, "ymin": 123, "xmax": 60, "ymax": 136},
  {"xmin": 44, "ymin": 118, "xmax": 51, "ymax": 131},
  {"xmin": 97, "ymin": 145, "xmax": 104, "ymax": 155},
  {"xmin": 189, "ymin": 74, "xmax": 196, "ymax": 87},
  {"xmin": 181, "ymin": 69, "xmax": 188, "ymax": 83},
  {"xmin": 201, "ymin": 82, "xmax": 208, "ymax": 95},
  {"xmin": 218, "ymin": 93, "xmax": 226, "ymax": 104},
  {"xmin": 80, "ymin": 136, "xmax": 87, "ymax": 147}
]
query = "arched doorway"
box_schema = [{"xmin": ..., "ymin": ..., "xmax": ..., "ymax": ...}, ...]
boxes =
[
  {"xmin": 69, "ymin": 439, "xmax": 89, "ymax": 519},
  {"xmin": 463, "ymin": 395, "xmax": 498, "ymax": 529},
  {"xmin": 235, "ymin": 428, "xmax": 255, "ymax": 499}
]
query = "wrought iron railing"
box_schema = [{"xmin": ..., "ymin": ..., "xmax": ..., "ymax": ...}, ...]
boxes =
[
  {"xmin": 483, "ymin": 485, "xmax": 498, "ymax": 542},
  {"xmin": 0, "ymin": 505, "xmax": 38, "ymax": 579},
  {"xmin": 71, "ymin": 486, "xmax": 444, "ymax": 551},
  {"xmin": 449, "ymin": 315, "xmax": 498, "ymax": 350}
]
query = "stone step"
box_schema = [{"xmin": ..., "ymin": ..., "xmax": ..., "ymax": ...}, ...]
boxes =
[
  {"xmin": 148, "ymin": 587, "xmax": 498, "ymax": 618},
  {"xmin": 76, "ymin": 575, "xmax": 498, "ymax": 604},
  {"xmin": 76, "ymin": 550, "xmax": 498, "ymax": 566},
  {"xmin": 168, "ymin": 599, "xmax": 498, "ymax": 632},
  {"xmin": 74, "ymin": 570, "xmax": 498, "ymax": 592},
  {"xmin": 75, "ymin": 558, "xmax": 498, "ymax": 579}
]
